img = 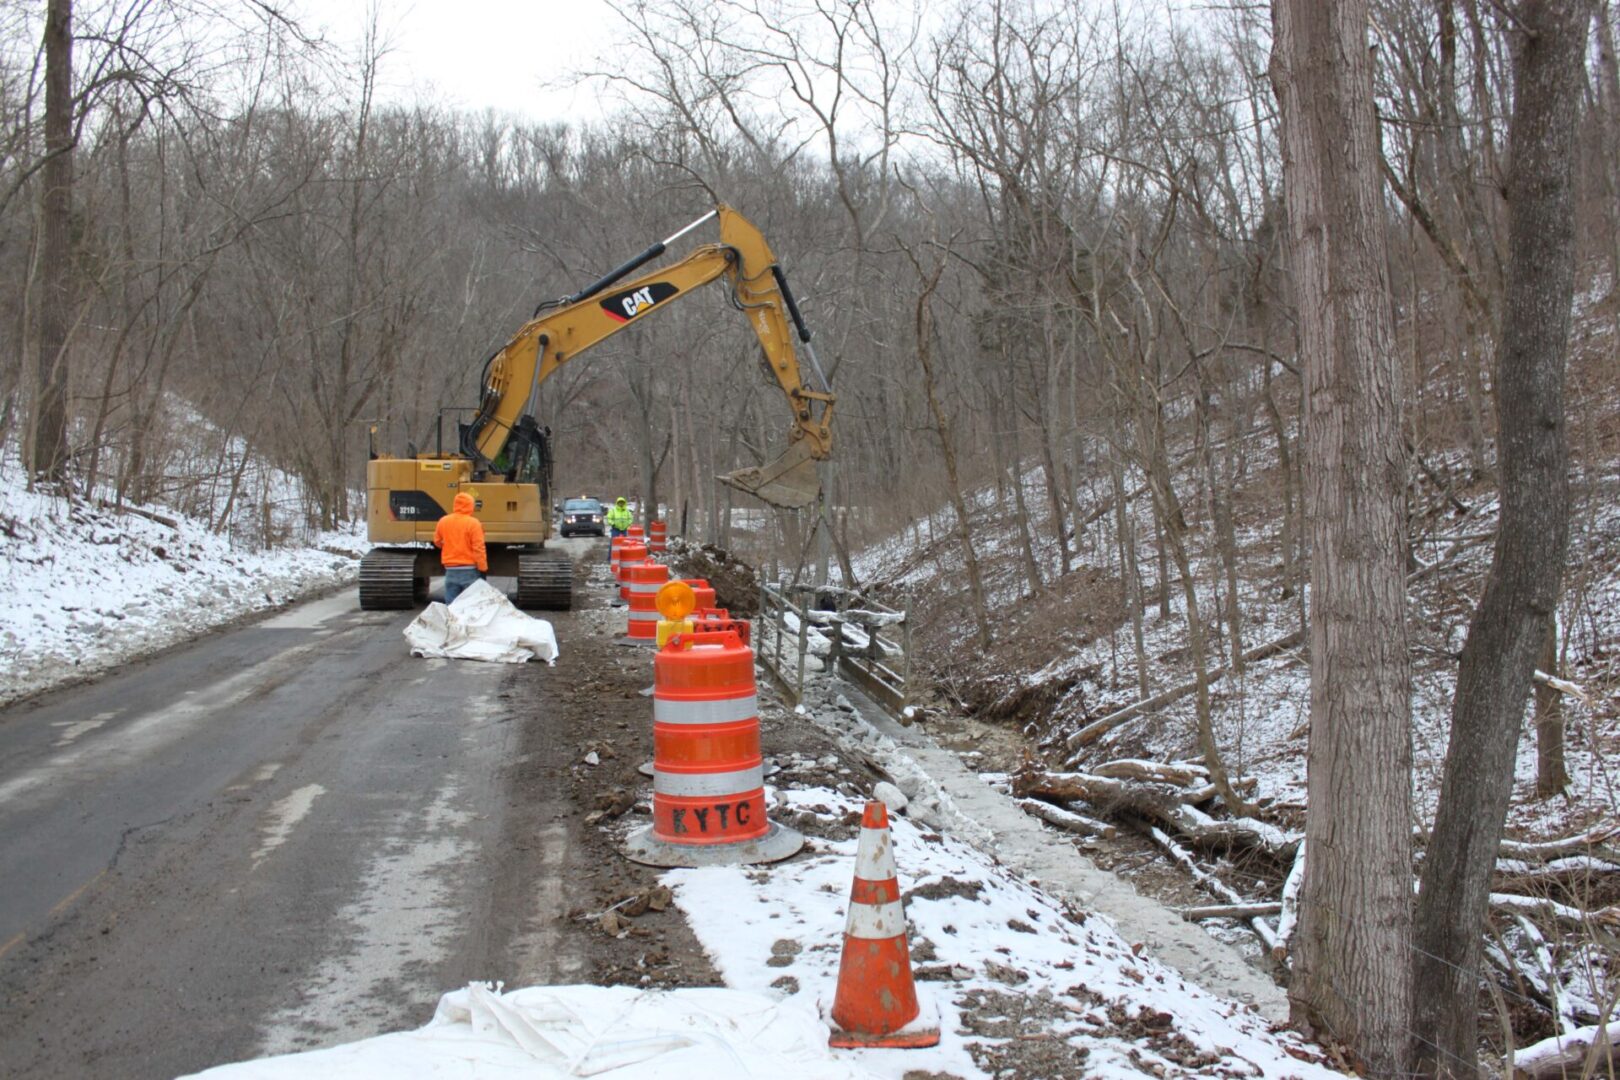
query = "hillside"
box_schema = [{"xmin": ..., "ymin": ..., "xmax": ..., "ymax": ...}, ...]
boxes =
[
  {"xmin": 0, "ymin": 447, "xmax": 364, "ymax": 708},
  {"xmin": 843, "ymin": 294, "xmax": 1620, "ymax": 1050}
]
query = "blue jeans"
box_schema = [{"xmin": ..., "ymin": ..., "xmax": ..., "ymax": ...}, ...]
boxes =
[
  {"xmin": 609, "ymin": 526, "xmax": 626, "ymax": 561},
  {"xmin": 444, "ymin": 567, "xmax": 481, "ymax": 604}
]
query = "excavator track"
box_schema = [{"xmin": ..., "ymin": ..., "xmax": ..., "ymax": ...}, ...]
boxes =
[
  {"xmin": 516, "ymin": 551, "xmax": 573, "ymax": 611},
  {"xmin": 359, "ymin": 549, "xmax": 426, "ymax": 610}
]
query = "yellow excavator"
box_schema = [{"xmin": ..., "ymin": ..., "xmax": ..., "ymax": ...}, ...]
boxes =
[{"xmin": 359, "ymin": 205, "xmax": 836, "ymax": 611}]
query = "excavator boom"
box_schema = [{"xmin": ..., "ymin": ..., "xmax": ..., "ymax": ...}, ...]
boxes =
[
  {"xmin": 463, "ymin": 205, "xmax": 833, "ymax": 509},
  {"xmin": 359, "ymin": 204, "xmax": 833, "ymax": 612}
]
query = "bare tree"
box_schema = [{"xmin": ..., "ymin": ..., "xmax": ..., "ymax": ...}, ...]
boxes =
[
  {"xmin": 1270, "ymin": 2, "xmax": 1413, "ymax": 1072},
  {"xmin": 32, "ymin": 0, "xmax": 71, "ymax": 482},
  {"xmin": 897, "ymin": 213, "xmax": 991, "ymax": 648},
  {"xmin": 1410, "ymin": 2, "xmax": 1592, "ymax": 1073}
]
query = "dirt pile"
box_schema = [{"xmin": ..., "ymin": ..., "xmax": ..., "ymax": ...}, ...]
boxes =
[{"xmin": 670, "ymin": 541, "xmax": 760, "ymax": 616}]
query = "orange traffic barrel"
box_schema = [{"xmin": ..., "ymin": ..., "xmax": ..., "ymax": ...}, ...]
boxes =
[
  {"xmin": 678, "ymin": 578, "xmax": 716, "ymax": 611},
  {"xmin": 649, "ymin": 519, "xmax": 668, "ymax": 553},
  {"xmin": 627, "ymin": 524, "xmax": 645, "ymax": 540},
  {"xmin": 614, "ymin": 541, "xmax": 648, "ymax": 583},
  {"xmin": 609, "ymin": 537, "xmax": 633, "ymax": 578},
  {"xmin": 828, "ymin": 801, "xmax": 940, "ymax": 1048},
  {"xmin": 622, "ymin": 629, "xmax": 803, "ymax": 867},
  {"xmin": 622, "ymin": 562, "xmax": 671, "ymax": 643},
  {"xmin": 620, "ymin": 559, "xmax": 670, "ymax": 601}
]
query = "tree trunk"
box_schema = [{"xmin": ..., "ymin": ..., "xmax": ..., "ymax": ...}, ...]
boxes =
[
  {"xmin": 1534, "ymin": 618, "xmax": 1569, "ymax": 798},
  {"xmin": 1261, "ymin": 362, "xmax": 1298, "ymax": 607},
  {"xmin": 908, "ymin": 250, "xmax": 992, "ymax": 648},
  {"xmin": 1196, "ymin": 375, "xmax": 1246, "ymax": 673},
  {"xmin": 1598, "ymin": 2, "xmax": 1620, "ymax": 303},
  {"xmin": 1145, "ymin": 447, "xmax": 1252, "ymax": 819},
  {"xmin": 1009, "ymin": 416, "xmax": 1043, "ymax": 597},
  {"xmin": 1270, "ymin": 3, "xmax": 1414, "ymax": 1073},
  {"xmin": 1039, "ymin": 431, "xmax": 1071, "ymax": 577},
  {"xmin": 32, "ymin": 0, "xmax": 73, "ymax": 483},
  {"xmin": 1153, "ymin": 501, "xmax": 1172, "ymax": 619},
  {"xmin": 1411, "ymin": 5, "xmax": 1589, "ymax": 1073},
  {"xmin": 1110, "ymin": 445, "xmax": 1148, "ymax": 697}
]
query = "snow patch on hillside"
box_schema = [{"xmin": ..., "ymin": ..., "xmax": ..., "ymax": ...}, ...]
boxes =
[{"xmin": 0, "ymin": 453, "xmax": 364, "ymax": 707}]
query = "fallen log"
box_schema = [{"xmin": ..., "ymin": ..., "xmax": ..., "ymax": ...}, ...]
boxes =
[
  {"xmin": 1015, "ymin": 798, "xmax": 1117, "ymax": 839},
  {"xmin": 1273, "ymin": 840, "xmax": 1307, "ymax": 964},
  {"xmin": 1015, "ymin": 770, "xmax": 1192, "ymax": 817},
  {"xmin": 1490, "ymin": 892, "xmax": 1620, "ymax": 931},
  {"xmin": 1014, "ymin": 769, "xmax": 1297, "ymax": 859},
  {"xmin": 1181, "ymin": 902, "xmax": 1282, "ymax": 921},
  {"xmin": 1064, "ymin": 629, "xmax": 1304, "ymax": 759},
  {"xmin": 1414, "ymin": 824, "xmax": 1620, "ymax": 869},
  {"xmin": 1150, "ymin": 826, "xmax": 1279, "ymax": 952},
  {"xmin": 1512, "ymin": 1020, "xmax": 1620, "ymax": 1080},
  {"xmin": 1498, "ymin": 825, "xmax": 1620, "ymax": 862},
  {"xmin": 1167, "ymin": 803, "xmax": 1297, "ymax": 860},
  {"xmin": 1180, "ymin": 777, "xmax": 1259, "ymax": 803},
  {"xmin": 1090, "ymin": 759, "xmax": 1208, "ymax": 786},
  {"xmin": 96, "ymin": 498, "xmax": 178, "ymax": 530},
  {"xmin": 1495, "ymin": 855, "xmax": 1620, "ymax": 894}
]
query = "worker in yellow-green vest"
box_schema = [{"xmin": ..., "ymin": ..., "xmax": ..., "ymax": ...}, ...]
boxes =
[{"xmin": 605, "ymin": 496, "xmax": 633, "ymax": 539}]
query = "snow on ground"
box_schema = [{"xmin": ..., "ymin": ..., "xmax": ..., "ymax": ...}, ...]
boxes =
[
  {"xmin": 182, "ymin": 784, "xmax": 1342, "ymax": 1080},
  {"xmin": 667, "ymin": 786, "xmax": 1342, "ymax": 1079},
  {"xmin": 0, "ymin": 451, "xmax": 364, "ymax": 707}
]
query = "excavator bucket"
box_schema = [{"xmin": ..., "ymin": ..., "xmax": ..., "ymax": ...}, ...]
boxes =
[{"xmin": 718, "ymin": 439, "xmax": 821, "ymax": 510}]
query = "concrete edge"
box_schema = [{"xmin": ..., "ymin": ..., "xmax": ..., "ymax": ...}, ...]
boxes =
[{"xmin": 803, "ymin": 679, "xmax": 1292, "ymax": 1025}]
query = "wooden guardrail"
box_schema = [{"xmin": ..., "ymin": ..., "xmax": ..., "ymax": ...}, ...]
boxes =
[{"xmin": 756, "ymin": 582, "xmax": 910, "ymax": 715}]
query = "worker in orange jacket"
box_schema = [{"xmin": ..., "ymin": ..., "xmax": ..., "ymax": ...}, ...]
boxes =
[{"xmin": 433, "ymin": 491, "xmax": 488, "ymax": 604}]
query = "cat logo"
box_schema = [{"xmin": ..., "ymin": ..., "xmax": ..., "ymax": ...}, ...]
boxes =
[
  {"xmin": 600, "ymin": 281, "xmax": 679, "ymax": 323},
  {"xmin": 621, "ymin": 287, "xmax": 655, "ymax": 318}
]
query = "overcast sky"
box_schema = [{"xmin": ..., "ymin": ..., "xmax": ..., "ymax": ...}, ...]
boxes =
[{"xmin": 301, "ymin": 0, "xmax": 623, "ymax": 124}]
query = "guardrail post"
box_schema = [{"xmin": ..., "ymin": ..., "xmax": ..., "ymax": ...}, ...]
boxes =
[
  {"xmin": 795, "ymin": 590, "xmax": 810, "ymax": 703},
  {"xmin": 773, "ymin": 584, "xmax": 786, "ymax": 694},
  {"xmin": 900, "ymin": 614, "xmax": 913, "ymax": 710}
]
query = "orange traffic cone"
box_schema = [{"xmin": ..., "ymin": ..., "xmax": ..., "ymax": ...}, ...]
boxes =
[{"xmin": 828, "ymin": 800, "xmax": 940, "ymax": 1049}]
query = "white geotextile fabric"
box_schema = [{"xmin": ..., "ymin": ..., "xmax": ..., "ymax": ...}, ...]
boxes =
[
  {"xmin": 403, "ymin": 580, "xmax": 559, "ymax": 664},
  {"xmin": 183, "ymin": 982, "xmax": 878, "ymax": 1079}
]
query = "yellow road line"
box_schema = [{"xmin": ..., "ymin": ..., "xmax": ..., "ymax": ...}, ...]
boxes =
[
  {"xmin": 0, "ymin": 870, "xmax": 110, "ymax": 963},
  {"xmin": 48, "ymin": 869, "xmax": 107, "ymax": 918}
]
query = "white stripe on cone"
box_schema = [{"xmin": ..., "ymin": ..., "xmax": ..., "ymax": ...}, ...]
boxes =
[
  {"xmin": 845, "ymin": 898, "xmax": 907, "ymax": 940},
  {"xmin": 854, "ymin": 827, "xmax": 895, "ymax": 881}
]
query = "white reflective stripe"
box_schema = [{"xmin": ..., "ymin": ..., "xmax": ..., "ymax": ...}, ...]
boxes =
[
  {"xmin": 627, "ymin": 581, "xmax": 668, "ymax": 592},
  {"xmin": 628, "ymin": 610, "xmax": 662, "ymax": 621},
  {"xmin": 654, "ymin": 694, "xmax": 759, "ymax": 725},
  {"xmin": 654, "ymin": 765, "xmax": 764, "ymax": 797},
  {"xmin": 845, "ymin": 899, "xmax": 907, "ymax": 940},
  {"xmin": 853, "ymin": 828, "xmax": 896, "ymax": 881}
]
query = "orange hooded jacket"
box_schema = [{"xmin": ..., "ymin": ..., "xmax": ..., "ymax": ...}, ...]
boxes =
[{"xmin": 433, "ymin": 492, "xmax": 488, "ymax": 572}]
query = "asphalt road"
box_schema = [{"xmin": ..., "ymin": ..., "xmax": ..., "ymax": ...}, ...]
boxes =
[{"xmin": 0, "ymin": 540, "xmax": 598, "ymax": 1078}]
